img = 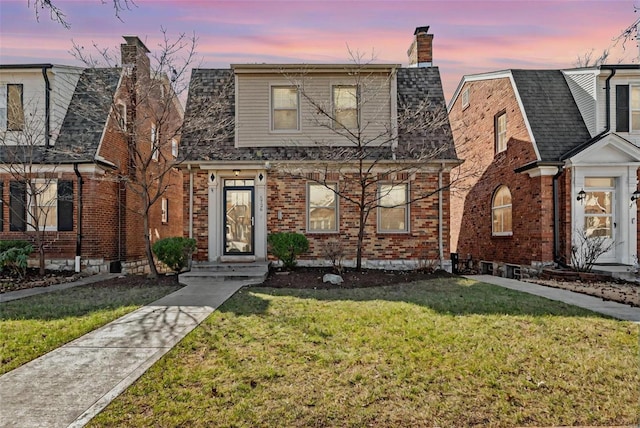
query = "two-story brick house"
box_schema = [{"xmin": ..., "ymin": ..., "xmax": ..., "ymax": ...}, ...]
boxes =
[
  {"xmin": 0, "ymin": 36, "xmax": 183, "ymax": 273},
  {"xmin": 180, "ymin": 27, "xmax": 459, "ymax": 270},
  {"xmin": 449, "ymin": 65, "xmax": 640, "ymax": 276}
]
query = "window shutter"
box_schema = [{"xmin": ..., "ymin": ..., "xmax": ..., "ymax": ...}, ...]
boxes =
[
  {"xmin": 9, "ymin": 181, "xmax": 26, "ymax": 231},
  {"xmin": 58, "ymin": 180, "xmax": 74, "ymax": 231},
  {"xmin": 0, "ymin": 182, "xmax": 3, "ymax": 231},
  {"xmin": 616, "ymin": 85, "xmax": 629, "ymax": 132}
]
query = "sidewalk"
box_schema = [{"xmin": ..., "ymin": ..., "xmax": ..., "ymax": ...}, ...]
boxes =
[
  {"xmin": 0, "ymin": 276, "xmax": 252, "ymax": 428},
  {"xmin": 0, "ymin": 273, "xmax": 122, "ymax": 303},
  {"xmin": 467, "ymin": 274, "xmax": 640, "ymax": 322}
]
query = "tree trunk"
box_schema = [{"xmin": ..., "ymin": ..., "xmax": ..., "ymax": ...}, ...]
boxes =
[
  {"xmin": 38, "ymin": 241, "xmax": 45, "ymax": 276},
  {"xmin": 143, "ymin": 211, "xmax": 159, "ymax": 279}
]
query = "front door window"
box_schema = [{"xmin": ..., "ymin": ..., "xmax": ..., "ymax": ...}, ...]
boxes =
[
  {"xmin": 224, "ymin": 180, "xmax": 254, "ymax": 255},
  {"xmin": 583, "ymin": 177, "xmax": 614, "ymax": 238}
]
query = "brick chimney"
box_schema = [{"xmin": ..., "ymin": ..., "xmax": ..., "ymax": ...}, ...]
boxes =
[
  {"xmin": 407, "ymin": 26, "xmax": 433, "ymax": 67},
  {"xmin": 121, "ymin": 36, "xmax": 150, "ymax": 80}
]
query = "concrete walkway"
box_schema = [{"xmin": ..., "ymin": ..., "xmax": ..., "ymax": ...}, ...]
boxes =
[
  {"xmin": 0, "ymin": 276, "xmax": 251, "ymax": 428},
  {"xmin": 467, "ymin": 274, "xmax": 640, "ymax": 322}
]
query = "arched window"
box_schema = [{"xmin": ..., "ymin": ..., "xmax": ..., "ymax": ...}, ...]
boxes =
[{"xmin": 492, "ymin": 186, "xmax": 512, "ymax": 235}]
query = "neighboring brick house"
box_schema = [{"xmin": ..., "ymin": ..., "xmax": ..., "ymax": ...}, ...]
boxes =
[
  {"xmin": 180, "ymin": 26, "xmax": 459, "ymax": 270},
  {"xmin": 448, "ymin": 66, "xmax": 640, "ymax": 276},
  {"xmin": 0, "ymin": 36, "xmax": 183, "ymax": 273}
]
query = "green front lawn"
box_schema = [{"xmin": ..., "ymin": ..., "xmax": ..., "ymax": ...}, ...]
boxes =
[
  {"xmin": 0, "ymin": 278, "xmax": 182, "ymax": 374},
  {"xmin": 90, "ymin": 278, "xmax": 639, "ymax": 427}
]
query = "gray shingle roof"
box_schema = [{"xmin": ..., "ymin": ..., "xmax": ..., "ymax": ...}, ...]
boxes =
[
  {"xmin": 181, "ymin": 67, "xmax": 457, "ymax": 162},
  {"xmin": 0, "ymin": 68, "xmax": 120, "ymax": 164},
  {"xmin": 51, "ymin": 68, "xmax": 121, "ymax": 163},
  {"xmin": 510, "ymin": 69, "xmax": 591, "ymax": 161}
]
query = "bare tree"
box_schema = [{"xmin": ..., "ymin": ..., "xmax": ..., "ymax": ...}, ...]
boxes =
[
  {"xmin": 274, "ymin": 51, "xmax": 457, "ymax": 270},
  {"xmin": 72, "ymin": 30, "xmax": 232, "ymax": 278},
  {"xmin": 0, "ymin": 100, "xmax": 72, "ymax": 275},
  {"xmin": 28, "ymin": 0, "xmax": 135, "ymax": 28}
]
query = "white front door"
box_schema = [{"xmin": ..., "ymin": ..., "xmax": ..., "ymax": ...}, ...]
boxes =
[{"xmin": 582, "ymin": 177, "xmax": 616, "ymax": 262}]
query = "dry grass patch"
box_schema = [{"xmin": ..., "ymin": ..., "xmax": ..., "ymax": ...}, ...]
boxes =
[{"xmin": 90, "ymin": 278, "xmax": 639, "ymax": 427}]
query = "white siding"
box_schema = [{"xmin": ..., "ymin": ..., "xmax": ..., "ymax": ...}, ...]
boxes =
[
  {"xmin": 0, "ymin": 66, "xmax": 82, "ymax": 146},
  {"xmin": 49, "ymin": 67, "xmax": 83, "ymax": 145},
  {"xmin": 563, "ymin": 71, "xmax": 597, "ymax": 136},
  {"xmin": 599, "ymin": 70, "xmax": 640, "ymax": 147},
  {"xmin": 235, "ymin": 71, "xmax": 392, "ymax": 147}
]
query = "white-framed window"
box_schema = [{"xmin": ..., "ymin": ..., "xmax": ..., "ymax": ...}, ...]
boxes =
[
  {"xmin": 151, "ymin": 123, "xmax": 158, "ymax": 161},
  {"xmin": 333, "ymin": 85, "xmax": 358, "ymax": 129},
  {"xmin": 271, "ymin": 86, "xmax": 299, "ymax": 131},
  {"xmin": 5, "ymin": 84, "xmax": 24, "ymax": 131},
  {"xmin": 492, "ymin": 185, "xmax": 512, "ymax": 236},
  {"xmin": 307, "ymin": 183, "xmax": 338, "ymax": 232},
  {"xmin": 171, "ymin": 138, "xmax": 178, "ymax": 158},
  {"xmin": 461, "ymin": 87, "xmax": 470, "ymax": 110},
  {"xmin": 631, "ymin": 86, "xmax": 640, "ymax": 131},
  {"xmin": 495, "ymin": 111, "xmax": 507, "ymax": 153},
  {"xmin": 116, "ymin": 102, "xmax": 127, "ymax": 131},
  {"xmin": 29, "ymin": 179, "xmax": 57, "ymax": 231},
  {"xmin": 378, "ymin": 183, "xmax": 408, "ymax": 233},
  {"xmin": 161, "ymin": 197, "xmax": 168, "ymax": 223}
]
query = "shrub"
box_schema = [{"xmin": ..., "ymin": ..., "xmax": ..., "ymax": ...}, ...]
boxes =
[
  {"xmin": 0, "ymin": 244, "xmax": 33, "ymax": 278},
  {"xmin": 571, "ymin": 227, "xmax": 614, "ymax": 272},
  {"xmin": 152, "ymin": 237, "xmax": 196, "ymax": 273},
  {"xmin": 322, "ymin": 239, "xmax": 345, "ymax": 274},
  {"xmin": 0, "ymin": 240, "xmax": 32, "ymax": 253},
  {"xmin": 267, "ymin": 232, "xmax": 309, "ymax": 270}
]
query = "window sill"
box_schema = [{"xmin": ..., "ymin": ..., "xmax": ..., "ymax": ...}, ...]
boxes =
[{"xmin": 492, "ymin": 232, "xmax": 513, "ymax": 238}]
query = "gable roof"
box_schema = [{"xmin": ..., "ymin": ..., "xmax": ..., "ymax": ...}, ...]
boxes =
[
  {"xmin": 50, "ymin": 68, "xmax": 121, "ymax": 163},
  {"xmin": 180, "ymin": 66, "xmax": 457, "ymax": 163},
  {"xmin": 0, "ymin": 67, "xmax": 121, "ymax": 165},
  {"xmin": 510, "ymin": 69, "xmax": 592, "ymax": 161}
]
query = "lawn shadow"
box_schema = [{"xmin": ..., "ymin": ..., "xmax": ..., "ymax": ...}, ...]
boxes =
[{"xmin": 219, "ymin": 277, "xmax": 610, "ymax": 319}]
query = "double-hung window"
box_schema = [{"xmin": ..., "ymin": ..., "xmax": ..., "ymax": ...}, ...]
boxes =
[
  {"xmin": 495, "ymin": 111, "xmax": 507, "ymax": 153},
  {"xmin": 171, "ymin": 138, "xmax": 178, "ymax": 158},
  {"xmin": 378, "ymin": 184, "xmax": 408, "ymax": 233},
  {"xmin": 333, "ymin": 85, "xmax": 358, "ymax": 129},
  {"xmin": 161, "ymin": 198, "xmax": 169, "ymax": 223},
  {"xmin": 151, "ymin": 123, "xmax": 158, "ymax": 160},
  {"xmin": 307, "ymin": 183, "xmax": 337, "ymax": 232},
  {"xmin": 10, "ymin": 179, "xmax": 74, "ymax": 232},
  {"xmin": 616, "ymin": 84, "xmax": 640, "ymax": 132},
  {"xmin": 0, "ymin": 84, "xmax": 24, "ymax": 131},
  {"xmin": 271, "ymin": 86, "xmax": 299, "ymax": 131}
]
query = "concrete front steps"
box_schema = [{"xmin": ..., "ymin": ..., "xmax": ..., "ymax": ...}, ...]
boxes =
[{"xmin": 179, "ymin": 261, "xmax": 270, "ymax": 285}]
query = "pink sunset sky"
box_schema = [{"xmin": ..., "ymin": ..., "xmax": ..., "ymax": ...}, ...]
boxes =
[{"xmin": 0, "ymin": 0, "xmax": 638, "ymax": 101}]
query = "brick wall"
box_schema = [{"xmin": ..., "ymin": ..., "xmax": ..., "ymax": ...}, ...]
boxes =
[
  {"xmin": 449, "ymin": 77, "xmax": 555, "ymax": 267},
  {"xmin": 186, "ymin": 168, "xmax": 451, "ymax": 267}
]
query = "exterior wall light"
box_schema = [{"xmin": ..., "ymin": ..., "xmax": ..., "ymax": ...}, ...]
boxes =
[
  {"xmin": 632, "ymin": 190, "xmax": 640, "ymax": 204},
  {"xmin": 233, "ymin": 169, "xmax": 240, "ymax": 176},
  {"xmin": 576, "ymin": 189, "xmax": 586, "ymax": 203}
]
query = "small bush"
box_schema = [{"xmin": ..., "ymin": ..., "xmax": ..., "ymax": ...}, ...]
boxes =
[
  {"xmin": 571, "ymin": 227, "xmax": 614, "ymax": 273},
  {"xmin": 322, "ymin": 239, "xmax": 345, "ymax": 274},
  {"xmin": 0, "ymin": 240, "xmax": 32, "ymax": 253},
  {"xmin": 267, "ymin": 232, "xmax": 309, "ymax": 270},
  {"xmin": 0, "ymin": 244, "xmax": 33, "ymax": 278},
  {"xmin": 152, "ymin": 237, "xmax": 196, "ymax": 273}
]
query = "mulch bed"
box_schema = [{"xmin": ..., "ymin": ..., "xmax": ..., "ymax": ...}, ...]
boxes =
[
  {"xmin": 0, "ymin": 270, "xmax": 180, "ymax": 294},
  {"xmin": 261, "ymin": 266, "xmax": 454, "ymax": 289}
]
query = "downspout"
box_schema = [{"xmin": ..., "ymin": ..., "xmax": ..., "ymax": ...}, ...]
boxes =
[
  {"xmin": 41, "ymin": 66, "xmax": 51, "ymax": 147},
  {"xmin": 73, "ymin": 163, "xmax": 83, "ymax": 272},
  {"xmin": 438, "ymin": 163, "xmax": 444, "ymax": 270},
  {"xmin": 552, "ymin": 167, "xmax": 567, "ymax": 267},
  {"xmin": 188, "ymin": 164, "xmax": 194, "ymax": 239}
]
